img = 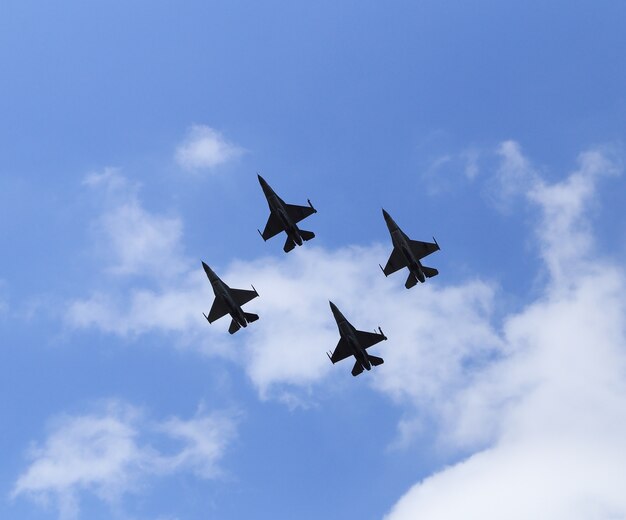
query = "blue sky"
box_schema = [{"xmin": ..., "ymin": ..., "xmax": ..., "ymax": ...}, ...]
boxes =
[{"xmin": 1, "ymin": 2, "xmax": 626, "ymax": 519}]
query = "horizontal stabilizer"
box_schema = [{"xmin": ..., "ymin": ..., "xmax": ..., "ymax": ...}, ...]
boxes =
[
  {"xmin": 284, "ymin": 237, "xmax": 296, "ymax": 253},
  {"xmin": 244, "ymin": 312, "xmax": 259, "ymax": 323},
  {"xmin": 351, "ymin": 361, "xmax": 364, "ymax": 377},
  {"xmin": 422, "ymin": 266, "xmax": 439, "ymax": 278},
  {"xmin": 300, "ymin": 229, "xmax": 315, "ymax": 242},
  {"xmin": 368, "ymin": 354, "xmax": 384, "ymax": 367},
  {"xmin": 228, "ymin": 320, "xmax": 241, "ymax": 335},
  {"xmin": 405, "ymin": 272, "xmax": 418, "ymax": 289}
]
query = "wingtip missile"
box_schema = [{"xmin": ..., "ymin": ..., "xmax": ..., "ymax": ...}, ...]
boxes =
[
  {"xmin": 251, "ymin": 284, "xmax": 259, "ymax": 297},
  {"xmin": 202, "ymin": 312, "xmax": 210, "ymax": 322},
  {"xmin": 307, "ymin": 198, "xmax": 317, "ymax": 213},
  {"xmin": 433, "ymin": 236, "xmax": 440, "ymax": 250},
  {"xmin": 257, "ymin": 229, "xmax": 267, "ymax": 241},
  {"xmin": 378, "ymin": 326, "xmax": 387, "ymax": 340},
  {"xmin": 379, "ymin": 264, "xmax": 388, "ymax": 277},
  {"xmin": 326, "ymin": 351, "xmax": 334, "ymax": 363}
]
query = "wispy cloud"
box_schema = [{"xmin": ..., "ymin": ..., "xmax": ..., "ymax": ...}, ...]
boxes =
[
  {"xmin": 175, "ymin": 125, "xmax": 244, "ymax": 172},
  {"xmin": 12, "ymin": 400, "xmax": 238, "ymax": 519},
  {"xmin": 67, "ymin": 169, "xmax": 500, "ymax": 400},
  {"xmin": 67, "ymin": 145, "xmax": 626, "ymax": 517},
  {"xmin": 418, "ymin": 146, "xmax": 482, "ymax": 193},
  {"xmin": 383, "ymin": 144, "xmax": 626, "ymax": 520},
  {"xmin": 461, "ymin": 147, "xmax": 480, "ymax": 179},
  {"xmin": 231, "ymin": 249, "xmax": 499, "ymax": 400},
  {"xmin": 157, "ymin": 408, "xmax": 238, "ymax": 479},
  {"xmin": 83, "ymin": 168, "xmax": 188, "ymax": 280},
  {"xmin": 485, "ymin": 140, "xmax": 539, "ymax": 212}
]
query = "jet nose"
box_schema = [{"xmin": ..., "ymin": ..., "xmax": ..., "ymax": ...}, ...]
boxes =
[
  {"xmin": 201, "ymin": 261, "xmax": 214, "ymax": 278},
  {"xmin": 382, "ymin": 209, "xmax": 398, "ymax": 230},
  {"xmin": 329, "ymin": 301, "xmax": 345, "ymax": 321},
  {"xmin": 257, "ymin": 173, "xmax": 267, "ymax": 185}
]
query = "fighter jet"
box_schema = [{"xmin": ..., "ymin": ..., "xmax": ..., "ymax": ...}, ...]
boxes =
[
  {"xmin": 201, "ymin": 261, "xmax": 259, "ymax": 334},
  {"xmin": 380, "ymin": 209, "xmax": 440, "ymax": 289},
  {"xmin": 257, "ymin": 174, "xmax": 317, "ymax": 252},
  {"xmin": 326, "ymin": 301, "xmax": 387, "ymax": 377}
]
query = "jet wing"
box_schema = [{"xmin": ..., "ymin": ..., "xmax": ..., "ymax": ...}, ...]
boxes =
[
  {"xmin": 382, "ymin": 247, "xmax": 407, "ymax": 276},
  {"xmin": 329, "ymin": 338, "xmax": 352, "ymax": 363},
  {"xmin": 260, "ymin": 213, "xmax": 284, "ymax": 241},
  {"xmin": 355, "ymin": 330, "xmax": 386, "ymax": 349},
  {"xmin": 207, "ymin": 296, "xmax": 229, "ymax": 323},
  {"xmin": 285, "ymin": 203, "xmax": 316, "ymax": 224},
  {"xmin": 229, "ymin": 288, "xmax": 259, "ymax": 308},
  {"xmin": 409, "ymin": 239, "xmax": 439, "ymax": 260}
]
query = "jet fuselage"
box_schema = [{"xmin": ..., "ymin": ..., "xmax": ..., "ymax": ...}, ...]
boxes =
[
  {"xmin": 203, "ymin": 263, "xmax": 248, "ymax": 328},
  {"xmin": 383, "ymin": 210, "xmax": 426, "ymax": 283},
  {"xmin": 258, "ymin": 176, "xmax": 303, "ymax": 246},
  {"xmin": 330, "ymin": 303, "xmax": 372, "ymax": 371}
]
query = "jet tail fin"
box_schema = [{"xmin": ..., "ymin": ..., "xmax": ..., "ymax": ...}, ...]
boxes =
[
  {"xmin": 422, "ymin": 266, "xmax": 439, "ymax": 278},
  {"xmin": 244, "ymin": 312, "xmax": 259, "ymax": 323},
  {"xmin": 368, "ymin": 354, "xmax": 384, "ymax": 367},
  {"xmin": 351, "ymin": 361, "xmax": 364, "ymax": 377},
  {"xmin": 283, "ymin": 237, "xmax": 296, "ymax": 253},
  {"xmin": 405, "ymin": 272, "xmax": 418, "ymax": 289},
  {"xmin": 228, "ymin": 320, "xmax": 241, "ymax": 335},
  {"xmin": 300, "ymin": 229, "xmax": 315, "ymax": 242}
]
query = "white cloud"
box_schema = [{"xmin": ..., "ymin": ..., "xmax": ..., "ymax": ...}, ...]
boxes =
[
  {"xmin": 528, "ymin": 148, "xmax": 620, "ymax": 286},
  {"xmin": 69, "ymin": 144, "xmax": 626, "ymax": 518},
  {"xmin": 157, "ymin": 408, "xmax": 239, "ymax": 479},
  {"xmin": 419, "ymin": 147, "xmax": 482, "ymax": 193},
  {"xmin": 83, "ymin": 167, "xmax": 136, "ymax": 195},
  {"xmin": 68, "ymin": 169, "xmax": 235, "ymax": 357},
  {"xmin": 69, "ymin": 236, "xmax": 499, "ymax": 402},
  {"xmin": 383, "ymin": 144, "xmax": 626, "ymax": 520},
  {"xmin": 68, "ymin": 171, "xmax": 500, "ymax": 402},
  {"xmin": 232, "ymin": 249, "xmax": 500, "ymax": 402},
  {"xmin": 461, "ymin": 147, "xmax": 480, "ymax": 179},
  {"xmin": 485, "ymin": 140, "xmax": 539, "ymax": 212},
  {"xmin": 175, "ymin": 125, "xmax": 244, "ymax": 171},
  {"xmin": 83, "ymin": 168, "xmax": 188, "ymax": 280},
  {"xmin": 12, "ymin": 401, "xmax": 238, "ymax": 519}
]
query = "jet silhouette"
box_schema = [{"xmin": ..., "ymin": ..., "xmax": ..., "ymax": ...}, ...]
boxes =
[
  {"xmin": 326, "ymin": 301, "xmax": 387, "ymax": 376},
  {"xmin": 201, "ymin": 261, "xmax": 259, "ymax": 334},
  {"xmin": 257, "ymin": 174, "xmax": 317, "ymax": 252},
  {"xmin": 380, "ymin": 209, "xmax": 440, "ymax": 288}
]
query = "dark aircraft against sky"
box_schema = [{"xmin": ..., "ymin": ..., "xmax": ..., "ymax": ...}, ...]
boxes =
[
  {"xmin": 257, "ymin": 174, "xmax": 317, "ymax": 252},
  {"xmin": 201, "ymin": 261, "xmax": 259, "ymax": 334},
  {"xmin": 380, "ymin": 208, "xmax": 440, "ymax": 288},
  {"xmin": 201, "ymin": 177, "xmax": 443, "ymax": 375},
  {"xmin": 326, "ymin": 301, "xmax": 387, "ymax": 376}
]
